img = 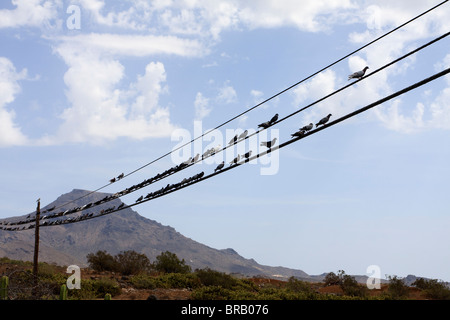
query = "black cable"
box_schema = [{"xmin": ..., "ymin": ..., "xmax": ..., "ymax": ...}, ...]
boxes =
[
  {"xmin": 3, "ymin": 28, "xmax": 450, "ymax": 227},
  {"xmin": 4, "ymin": 66, "xmax": 449, "ymax": 231},
  {"xmin": 30, "ymin": 0, "xmax": 448, "ymax": 214}
]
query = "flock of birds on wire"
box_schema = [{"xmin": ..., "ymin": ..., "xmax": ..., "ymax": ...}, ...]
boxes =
[{"xmin": 0, "ymin": 67, "xmax": 370, "ymax": 232}]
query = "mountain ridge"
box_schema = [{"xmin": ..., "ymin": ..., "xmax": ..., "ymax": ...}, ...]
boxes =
[{"xmin": 0, "ymin": 189, "xmax": 312, "ymax": 280}]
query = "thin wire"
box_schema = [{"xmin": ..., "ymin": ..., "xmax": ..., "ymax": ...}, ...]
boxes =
[
  {"xmin": 4, "ymin": 28, "xmax": 450, "ymax": 227},
  {"xmin": 34, "ymin": 0, "xmax": 448, "ymax": 213},
  {"xmin": 4, "ymin": 66, "xmax": 449, "ymax": 231}
]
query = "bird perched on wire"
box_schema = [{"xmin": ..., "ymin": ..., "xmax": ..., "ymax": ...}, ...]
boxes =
[
  {"xmin": 230, "ymin": 154, "xmax": 240, "ymax": 165},
  {"xmin": 258, "ymin": 113, "xmax": 279, "ymax": 129},
  {"xmin": 348, "ymin": 66, "xmax": 369, "ymax": 80},
  {"xmin": 316, "ymin": 114, "xmax": 332, "ymax": 128},
  {"xmin": 136, "ymin": 195, "xmax": 143, "ymax": 203},
  {"xmin": 117, "ymin": 173, "xmax": 124, "ymax": 180},
  {"xmin": 260, "ymin": 137, "xmax": 277, "ymax": 149},
  {"xmin": 109, "ymin": 177, "xmax": 116, "ymax": 183},
  {"xmin": 291, "ymin": 130, "xmax": 305, "ymax": 138},
  {"xmin": 270, "ymin": 113, "xmax": 279, "ymax": 124},
  {"xmin": 242, "ymin": 150, "xmax": 252, "ymax": 159},
  {"xmin": 300, "ymin": 123, "xmax": 313, "ymax": 133},
  {"xmin": 215, "ymin": 161, "xmax": 225, "ymax": 172},
  {"xmin": 238, "ymin": 130, "xmax": 248, "ymax": 140},
  {"xmin": 228, "ymin": 134, "xmax": 238, "ymax": 145}
]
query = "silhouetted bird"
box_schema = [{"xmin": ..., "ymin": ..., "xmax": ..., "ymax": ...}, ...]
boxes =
[
  {"xmin": 300, "ymin": 123, "xmax": 313, "ymax": 132},
  {"xmin": 260, "ymin": 138, "xmax": 277, "ymax": 149},
  {"xmin": 117, "ymin": 173, "xmax": 124, "ymax": 179},
  {"xmin": 110, "ymin": 177, "xmax": 116, "ymax": 183},
  {"xmin": 270, "ymin": 113, "xmax": 279, "ymax": 124},
  {"xmin": 215, "ymin": 161, "xmax": 225, "ymax": 172},
  {"xmin": 230, "ymin": 154, "xmax": 240, "ymax": 165},
  {"xmin": 348, "ymin": 66, "xmax": 369, "ymax": 80},
  {"xmin": 242, "ymin": 151, "xmax": 252, "ymax": 159},
  {"xmin": 316, "ymin": 114, "xmax": 332, "ymax": 127},
  {"xmin": 136, "ymin": 195, "xmax": 143, "ymax": 202},
  {"xmin": 291, "ymin": 130, "xmax": 305, "ymax": 138},
  {"xmin": 258, "ymin": 121, "xmax": 271, "ymax": 129}
]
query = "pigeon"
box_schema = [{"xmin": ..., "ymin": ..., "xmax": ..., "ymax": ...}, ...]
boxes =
[
  {"xmin": 229, "ymin": 134, "xmax": 238, "ymax": 145},
  {"xmin": 258, "ymin": 121, "xmax": 271, "ymax": 129},
  {"xmin": 291, "ymin": 130, "xmax": 305, "ymax": 138},
  {"xmin": 109, "ymin": 177, "xmax": 116, "ymax": 183},
  {"xmin": 192, "ymin": 153, "xmax": 200, "ymax": 163},
  {"xmin": 117, "ymin": 173, "xmax": 124, "ymax": 180},
  {"xmin": 136, "ymin": 195, "xmax": 143, "ymax": 203},
  {"xmin": 300, "ymin": 123, "xmax": 313, "ymax": 132},
  {"xmin": 238, "ymin": 130, "xmax": 248, "ymax": 140},
  {"xmin": 348, "ymin": 66, "xmax": 369, "ymax": 80},
  {"xmin": 215, "ymin": 161, "xmax": 225, "ymax": 172},
  {"xmin": 230, "ymin": 154, "xmax": 240, "ymax": 165},
  {"xmin": 316, "ymin": 114, "xmax": 332, "ymax": 128},
  {"xmin": 270, "ymin": 113, "xmax": 279, "ymax": 124},
  {"xmin": 242, "ymin": 150, "xmax": 252, "ymax": 159},
  {"xmin": 260, "ymin": 137, "xmax": 277, "ymax": 149}
]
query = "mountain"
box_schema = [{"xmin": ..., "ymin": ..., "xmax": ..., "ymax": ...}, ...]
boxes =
[{"xmin": 0, "ymin": 189, "xmax": 311, "ymax": 279}]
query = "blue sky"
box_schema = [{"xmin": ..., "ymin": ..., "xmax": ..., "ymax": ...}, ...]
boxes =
[{"xmin": 1, "ymin": 0, "xmax": 450, "ymax": 282}]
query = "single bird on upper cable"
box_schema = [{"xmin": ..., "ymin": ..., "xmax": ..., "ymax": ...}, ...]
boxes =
[
  {"xmin": 316, "ymin": 114, "xmax": 332, "ymax": 127},
  {"xmin": 348, "ymin": 66, "xmax": 369, "ymax": 80}
]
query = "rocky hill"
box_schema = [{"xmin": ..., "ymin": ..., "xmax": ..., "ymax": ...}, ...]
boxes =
[{"xmin": 0, "ymin": 189, "xmax": 313, "ymax": 280}]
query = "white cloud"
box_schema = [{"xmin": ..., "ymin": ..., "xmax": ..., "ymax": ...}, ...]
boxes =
[
  {"xmin": 0, "ymin": 0, "xmax": 60, "ymax": 29},
  {"xmin": 238, "ymin": 0, "xmax": 356, "ymax": 32},
  {"xmin": 55, "ymin": 33, "xmax": 208, "ymax": 58},
  {"xmin": 41, "ymin": 44, "xmax": 177, "ymax": 145},
  {"xmin": 194, "ymin": 92, "xmax": 211, "ymax": 121},
  {"xmin": 217, "ymin": 82, "xmax": 237, "ymax": 104},
  {"xmin": 0, "ymin": 57, "xmax": 29, "ymax": 147}
]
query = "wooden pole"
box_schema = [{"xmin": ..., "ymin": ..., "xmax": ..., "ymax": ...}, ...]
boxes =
[{"xmin": 33, "ymin": 199, "xmax": 40, "ymax": 277}]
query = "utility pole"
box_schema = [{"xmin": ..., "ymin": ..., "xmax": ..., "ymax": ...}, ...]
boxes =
[{"xmin": 33, "ymin": 198, "xmax": 40, "ymax": 277}]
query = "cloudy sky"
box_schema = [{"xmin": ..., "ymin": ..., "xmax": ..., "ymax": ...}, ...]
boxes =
[{"xmin": 1, "ymin": 0, "xmax": 450, "ymax": 281}]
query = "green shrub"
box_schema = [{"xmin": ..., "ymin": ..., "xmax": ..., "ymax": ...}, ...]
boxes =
[
  {"xmin": 194, "ymin": 268, "xmax": 237, "ymax": 289},
  {"xmin": 114, "ymin": 250, "xmax": 152, "ymax": 275},
  {"xmin": 286, "ymin": 277, "xmax": 314, "ymax": 294},
  {"xmin": 86, "ymin": 251, "xmax": 118, "ymax": 272},
  {"xmin": 412, "ymin": 278, "xmax": 450, "ymax": 300},
  {"xmin": 191, "ymin": 286, "xmax": 233, "ymax": 300},
  {"xmin": 386, "ymin": 275, "xmax": 410, "ymax": 299},
  {"xmin": 130, "ymin": 274, "xmax": 157, "ymax": 290},
  {"xmin": 323, "ymin": 270, "xmax": 367, "ymax": 297},
  {"xmin": 152, "ymin": 251, "xmax": 191, "ymax": 274}
]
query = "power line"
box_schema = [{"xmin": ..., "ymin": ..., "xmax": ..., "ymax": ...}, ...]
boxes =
[
  {"xmin": 3, "ymin": 27, "xmax": 449, "ymax": 228},
  {"xmin": 4, "ymin": 66, "xmax": 449, "ymax": 232},
  {"xmin": 33, "ymin": 0, "xmax": 449, "ymax": 213}
]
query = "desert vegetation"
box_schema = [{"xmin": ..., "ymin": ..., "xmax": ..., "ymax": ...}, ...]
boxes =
[{"xmin": 1, "ymin": 253, "xmax": 449, "ymax": 300}]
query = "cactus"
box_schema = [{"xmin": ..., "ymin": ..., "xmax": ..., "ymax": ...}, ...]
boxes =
[
  {"xmin": 0, "ymin": 276, "xmax": 8, "ymax": 300},
  {"xmin": 104, "ymin": 293, "xmax": 111, "ymax": 300},
  {"xmin": 59, "ymin": 284, "xmax": 68, "ymax": 300}
]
